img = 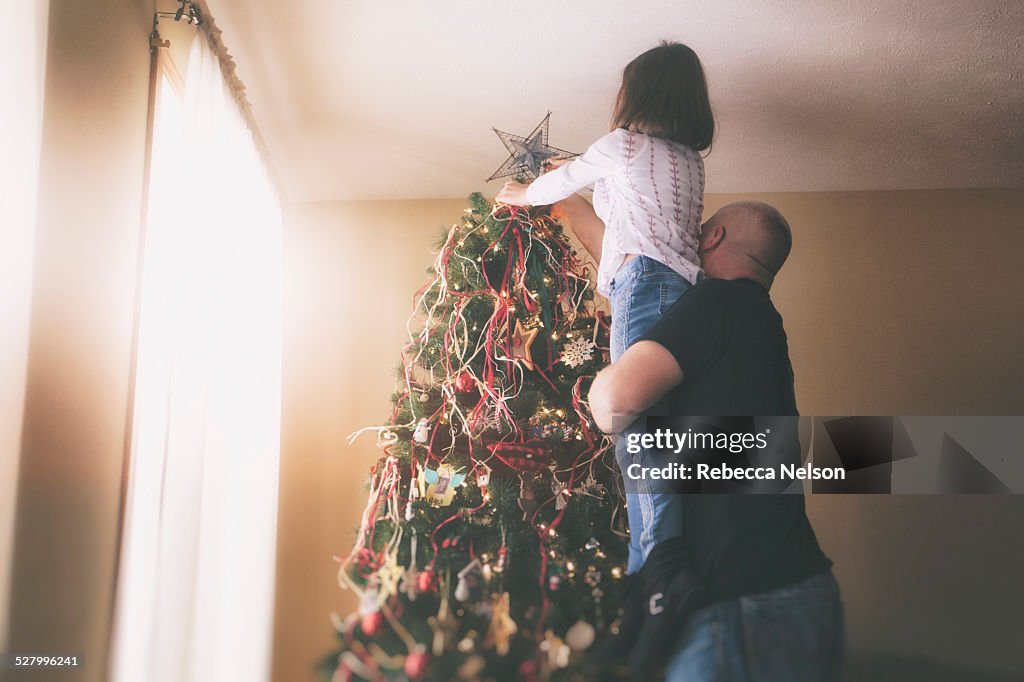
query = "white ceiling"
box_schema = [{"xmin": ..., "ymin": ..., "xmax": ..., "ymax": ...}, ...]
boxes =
[{"xmin": 206, "ymin": 0, "xmax": 1024, "ymax": 203}]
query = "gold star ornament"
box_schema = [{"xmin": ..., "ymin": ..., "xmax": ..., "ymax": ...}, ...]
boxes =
[{"xmin": 510, "ymin": 319, "xmax": 540, "ymax": 371}]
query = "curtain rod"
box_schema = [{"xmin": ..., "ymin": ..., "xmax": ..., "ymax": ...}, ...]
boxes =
[
  {"xmin": 150, "ymin": 0, "xmax": 286, "ymax": 203},
  {"xmin": 150, "ymin": 1, "xmax": 202, "ymax": 52}
]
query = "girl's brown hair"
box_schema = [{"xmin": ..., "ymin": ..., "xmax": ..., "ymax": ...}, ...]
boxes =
[{"xmin": 611, "ymin": 41, "xmax": 714, "ymax": 151}]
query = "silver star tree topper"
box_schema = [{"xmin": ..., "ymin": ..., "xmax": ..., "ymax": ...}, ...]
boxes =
[{"xmin": 487, "ymin": 112, "xmax": 577, "ymax": 182}]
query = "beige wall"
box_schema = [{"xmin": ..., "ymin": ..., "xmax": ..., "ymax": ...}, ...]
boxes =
[
  {"xmin": 4, "ymin": 2, "xmax": 152, "ymax": 682},
  {"xmin": 278, "ymin": 188, "xmax": 1024, "ymax": 680}
]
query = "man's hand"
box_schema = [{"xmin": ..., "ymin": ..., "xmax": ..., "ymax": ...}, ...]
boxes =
[
  {"xmin": 588, "ymin": 341, "xmax": 684, "ymax": 434},
  {"xmin": 496, "ymin": 181, "xmax": 530, "ymax": 206}
]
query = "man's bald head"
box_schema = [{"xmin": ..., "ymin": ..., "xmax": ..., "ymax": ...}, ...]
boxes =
[{"xmin": 698, "ymin": 201, "xmax": 792, "ymax": 288}]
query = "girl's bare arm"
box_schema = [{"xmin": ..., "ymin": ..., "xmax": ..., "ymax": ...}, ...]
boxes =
[{"xmin": 554, "ymin": 192, "xmax": 604, "ymax": 263}]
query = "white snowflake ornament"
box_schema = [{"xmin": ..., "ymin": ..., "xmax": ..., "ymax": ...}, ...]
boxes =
[{"xmin": 559, "ymin": 336, "xmax": 596, "ymax": 368}]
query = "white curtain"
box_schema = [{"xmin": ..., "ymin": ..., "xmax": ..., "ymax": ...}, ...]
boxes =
[
  {"xmin": 111, "ymin": 32, "xmax": 282, "ymax": 682},
  {"xmin": 0, "ymin": 0, "xmax": 49, "ymax": 653}
]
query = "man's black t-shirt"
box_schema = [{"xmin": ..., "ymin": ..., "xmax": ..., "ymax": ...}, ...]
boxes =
[
  {"xmin": 639, "ymin": 277, "xmax": 832, "ymax": 601},
  {"xmin": 642, "ymin": 277, "xmax": 798, "ymax": 416}
]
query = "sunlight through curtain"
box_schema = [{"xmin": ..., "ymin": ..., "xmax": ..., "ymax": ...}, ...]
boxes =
[
  {"xmin": 0, "ymin": 0, "xmax": 49, "ymax": 652},
  {"xmin": 110, "ymin": 30, "xmax": 282, "ymax": 682}
]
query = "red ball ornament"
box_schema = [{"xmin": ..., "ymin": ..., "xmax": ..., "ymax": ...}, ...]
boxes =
[
  {"xmin": 404, "ymin": 650, "xmax": 430, "ymax": 680},
  {"xmin": 518, "ymin": 658, "xmax": 539, "ymax": 682},
  {"xmin": 454, "ymin": 371, "xmax": 475, "ymax": 394},
  {"xmin": 360, "ymin": 611, "xmax": 383, "ymax": 637},
  {"xmin": 417, "ymin": 568, "xmax": 437, "ymax": 593}
]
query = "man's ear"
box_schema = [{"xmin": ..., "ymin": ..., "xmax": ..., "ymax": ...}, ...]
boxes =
[{"xmin": 702, "ymin": 224, "xmax": 725, "ymax": 252}]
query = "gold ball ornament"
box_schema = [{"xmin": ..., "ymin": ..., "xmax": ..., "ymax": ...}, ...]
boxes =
[{"xmin": 565, "ymin": 620, "xmax": 596, "ymax": 652}]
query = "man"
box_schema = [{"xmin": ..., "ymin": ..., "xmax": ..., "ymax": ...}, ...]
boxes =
[{"xmin": 576, "ymin": 199, "xmax": 843, "ymax": 681}]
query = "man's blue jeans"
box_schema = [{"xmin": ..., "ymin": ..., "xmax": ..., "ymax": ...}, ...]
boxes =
[
  {"xmin": 608, "ymin": 255, "xmax": 691, "ymax": 573},
  {"xmin": 665, "ymin": 570, "xmax": 845, "ymax": 681}
]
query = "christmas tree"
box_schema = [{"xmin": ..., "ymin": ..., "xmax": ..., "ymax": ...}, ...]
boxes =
[{"xmin": 320, "ymin": 193, "xmax": 628, "ymax": 682}]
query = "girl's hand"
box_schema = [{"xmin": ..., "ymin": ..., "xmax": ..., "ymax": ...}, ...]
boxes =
[
  {"xmin": 496, "ymin": 181, "xmax": 531, "ymax": 206},
  {"xmin": 543, "ymin": 157, "xmax": 571, "ymax": 172}
]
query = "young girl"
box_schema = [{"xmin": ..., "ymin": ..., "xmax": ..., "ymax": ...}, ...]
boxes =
[{"xmin": 496, "ymin": 41, "xmax": 714, "ymax": 665}]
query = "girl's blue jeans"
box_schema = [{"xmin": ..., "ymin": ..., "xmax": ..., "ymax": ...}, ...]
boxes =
[{"xmin": 608, "ymin": 255, "xmax": 691, "ymax": 574}]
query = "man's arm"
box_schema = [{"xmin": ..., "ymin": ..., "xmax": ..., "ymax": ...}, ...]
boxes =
[
  {"xmin": 552, "ymin": 193, "xmax": 604, "ymax": 263},
  {"xmin": 588, "ymin": 340, "xmax": 683, "ymax": 433}
]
